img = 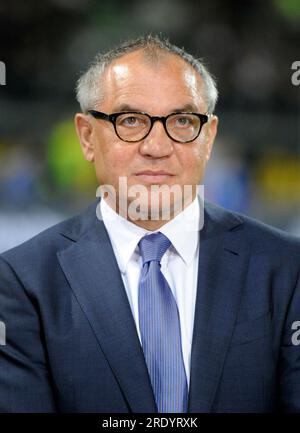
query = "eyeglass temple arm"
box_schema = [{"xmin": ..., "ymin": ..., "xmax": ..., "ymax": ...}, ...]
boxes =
[{"xmin": 87, "ymin": 110, "xmax": 110, "ymax": 121}]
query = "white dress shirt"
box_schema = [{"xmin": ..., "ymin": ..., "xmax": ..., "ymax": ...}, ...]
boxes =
[{"xmin": 100, "ymin": 197, "xmax": 200, "ymax": 388}]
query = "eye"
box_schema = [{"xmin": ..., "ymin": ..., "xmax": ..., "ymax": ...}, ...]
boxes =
[
  {"xmin": 123, "ymin": 116, "xmax": 139, "ymax": 126},
  {"xmin": 178, "ymin": 117, "xmax": 189, "ymax": 125},
  {"xmin": 118, "ymin": 114, "xmax": 146, "ymax": 127},
  {"xmin": 174, "ymin": 115, "xmax": 193, "ymax": 127}
]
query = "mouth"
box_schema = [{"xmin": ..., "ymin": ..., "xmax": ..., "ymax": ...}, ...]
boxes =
[{"xmin": 133, "ymin": 170, "xmax": 175, "ymax": 184}]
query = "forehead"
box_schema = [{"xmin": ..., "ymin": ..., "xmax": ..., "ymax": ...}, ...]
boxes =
[{"xmin": 99, "ymin": 50, "xmax": 206, "ymax": 113}]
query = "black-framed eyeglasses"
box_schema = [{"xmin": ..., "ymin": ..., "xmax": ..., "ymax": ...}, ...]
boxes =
[{"xmin": 87, "ymin": 110, "xmax": 210, "ymax": 143}]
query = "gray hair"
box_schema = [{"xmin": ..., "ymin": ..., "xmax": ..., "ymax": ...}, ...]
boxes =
[{"xmin": 76, "ymin": 34, "xmax": 218, "ymax": 114}]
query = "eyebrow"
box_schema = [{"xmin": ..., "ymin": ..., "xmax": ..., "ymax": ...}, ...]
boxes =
[
  {"xmin": 112, "ymin": 103, "xmax": 199, "ymax": 114},
  {"xmin": 113, "ymin": 104, "xmax": 141, "ymax": 113}
]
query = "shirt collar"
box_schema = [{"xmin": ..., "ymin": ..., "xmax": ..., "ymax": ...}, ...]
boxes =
[
  {"xmin": 159, "ymin": 197, "xmax": 200, "ymax": 266},
  {"xmin": 101, "ymin": 197, "xmax": 200, "ymax": 273}
]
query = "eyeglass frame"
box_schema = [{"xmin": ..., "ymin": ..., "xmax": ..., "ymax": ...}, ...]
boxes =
[{"xmin": 87, "ymin": 109, "xmax": 211, "ymax": 143}]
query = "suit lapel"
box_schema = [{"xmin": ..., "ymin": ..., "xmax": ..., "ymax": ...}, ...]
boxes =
[
  {"xmin": 188, "ymin": 203, "xmax": 250, "ymax": 412},
  {"xmin": 57, "ymin": 203, "xmax": 157, "ymax": 412},
  {"xmin": 56, "ymin": 200, "xmax": 250, "ymax": 413}
]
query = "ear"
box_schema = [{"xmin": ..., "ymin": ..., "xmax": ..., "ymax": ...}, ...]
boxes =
[
  {"xmin": 74, "ymin": 113, "xmax": 95, "ymax": 162},
  {"xmin": 204, "ymin": 114, "xmax": 218, "ymax": 161}
]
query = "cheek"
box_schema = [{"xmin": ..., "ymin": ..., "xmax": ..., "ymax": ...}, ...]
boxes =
[
  {"xmin": 194, "ymin": 137, "xmax": 211, "ymax": 159},
  {"xmin": 177, "ymin": 144, "xmax": 209, "ymax": 185},
  {"xmin": 94, "ymin": 138, "xmax": 134, "ymax": 181},
  {"xmin": 108, "ymin": 142, "xmax": 135, "ymax": 169},
  {"xmin": 180, "ymin": 145, "xmax": 206, "ymax": 171}
]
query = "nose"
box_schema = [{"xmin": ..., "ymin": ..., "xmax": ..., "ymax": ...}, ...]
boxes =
[{"xmin": 139, "ymin": 119, "xmax": 174, "ymax": 158}]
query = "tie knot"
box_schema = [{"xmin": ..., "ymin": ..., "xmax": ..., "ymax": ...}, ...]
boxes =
[{"xmin": 138, "ymin": 232, "xmax": 171, "ymax": 265}]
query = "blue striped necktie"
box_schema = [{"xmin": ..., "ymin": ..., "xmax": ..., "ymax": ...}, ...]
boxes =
[{"xmin": 138, "ymin": 232, "xmax": 188, "ymax": 413}]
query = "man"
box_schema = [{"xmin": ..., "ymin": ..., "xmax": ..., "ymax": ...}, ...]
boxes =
[{"xmin": 0, "ymin": 35, "xmax": 300, "ymax": 413}]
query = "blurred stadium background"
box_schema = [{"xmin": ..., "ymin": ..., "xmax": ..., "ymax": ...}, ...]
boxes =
[{"xmin": 0, "ymin": 0, "xmax": 299, "ymax": 252}]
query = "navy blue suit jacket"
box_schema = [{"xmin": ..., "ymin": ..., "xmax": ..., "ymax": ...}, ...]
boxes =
[{"xmin": 1, "ymin": 200, "xmax": 300, "ymax": 412}]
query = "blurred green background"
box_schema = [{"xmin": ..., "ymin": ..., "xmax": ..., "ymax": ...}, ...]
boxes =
[{"xmin": 0, "ymin": 0, "xmax": 299, "ymax": 251}]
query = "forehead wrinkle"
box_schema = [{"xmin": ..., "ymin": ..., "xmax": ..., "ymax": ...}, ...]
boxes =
[{"xmin": 100, "ymin": 53, "xmax": 206, "ymax": 112}]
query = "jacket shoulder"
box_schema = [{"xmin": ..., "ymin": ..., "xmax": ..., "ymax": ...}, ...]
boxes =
[
  {"xmin": 1, "ymin": 200, "xmax": 99, "ymax": 268},
  {"xmin": 205, "ymin": 201, "xmax": 300, "ymax": 255}
]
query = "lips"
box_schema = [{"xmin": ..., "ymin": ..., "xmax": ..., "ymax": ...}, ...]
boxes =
[
  {"xmin": 134, "ymin": 170, "xmax": 174, "ymax": 183},
  {"xmin": 136, "ymin": 170, "xmax": 173, "ymax": 176}
]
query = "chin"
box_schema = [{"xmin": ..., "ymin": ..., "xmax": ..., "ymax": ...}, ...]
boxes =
[{"xmin": 126, "ymin": 192, "xmax": 184, "ymax": 222}]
